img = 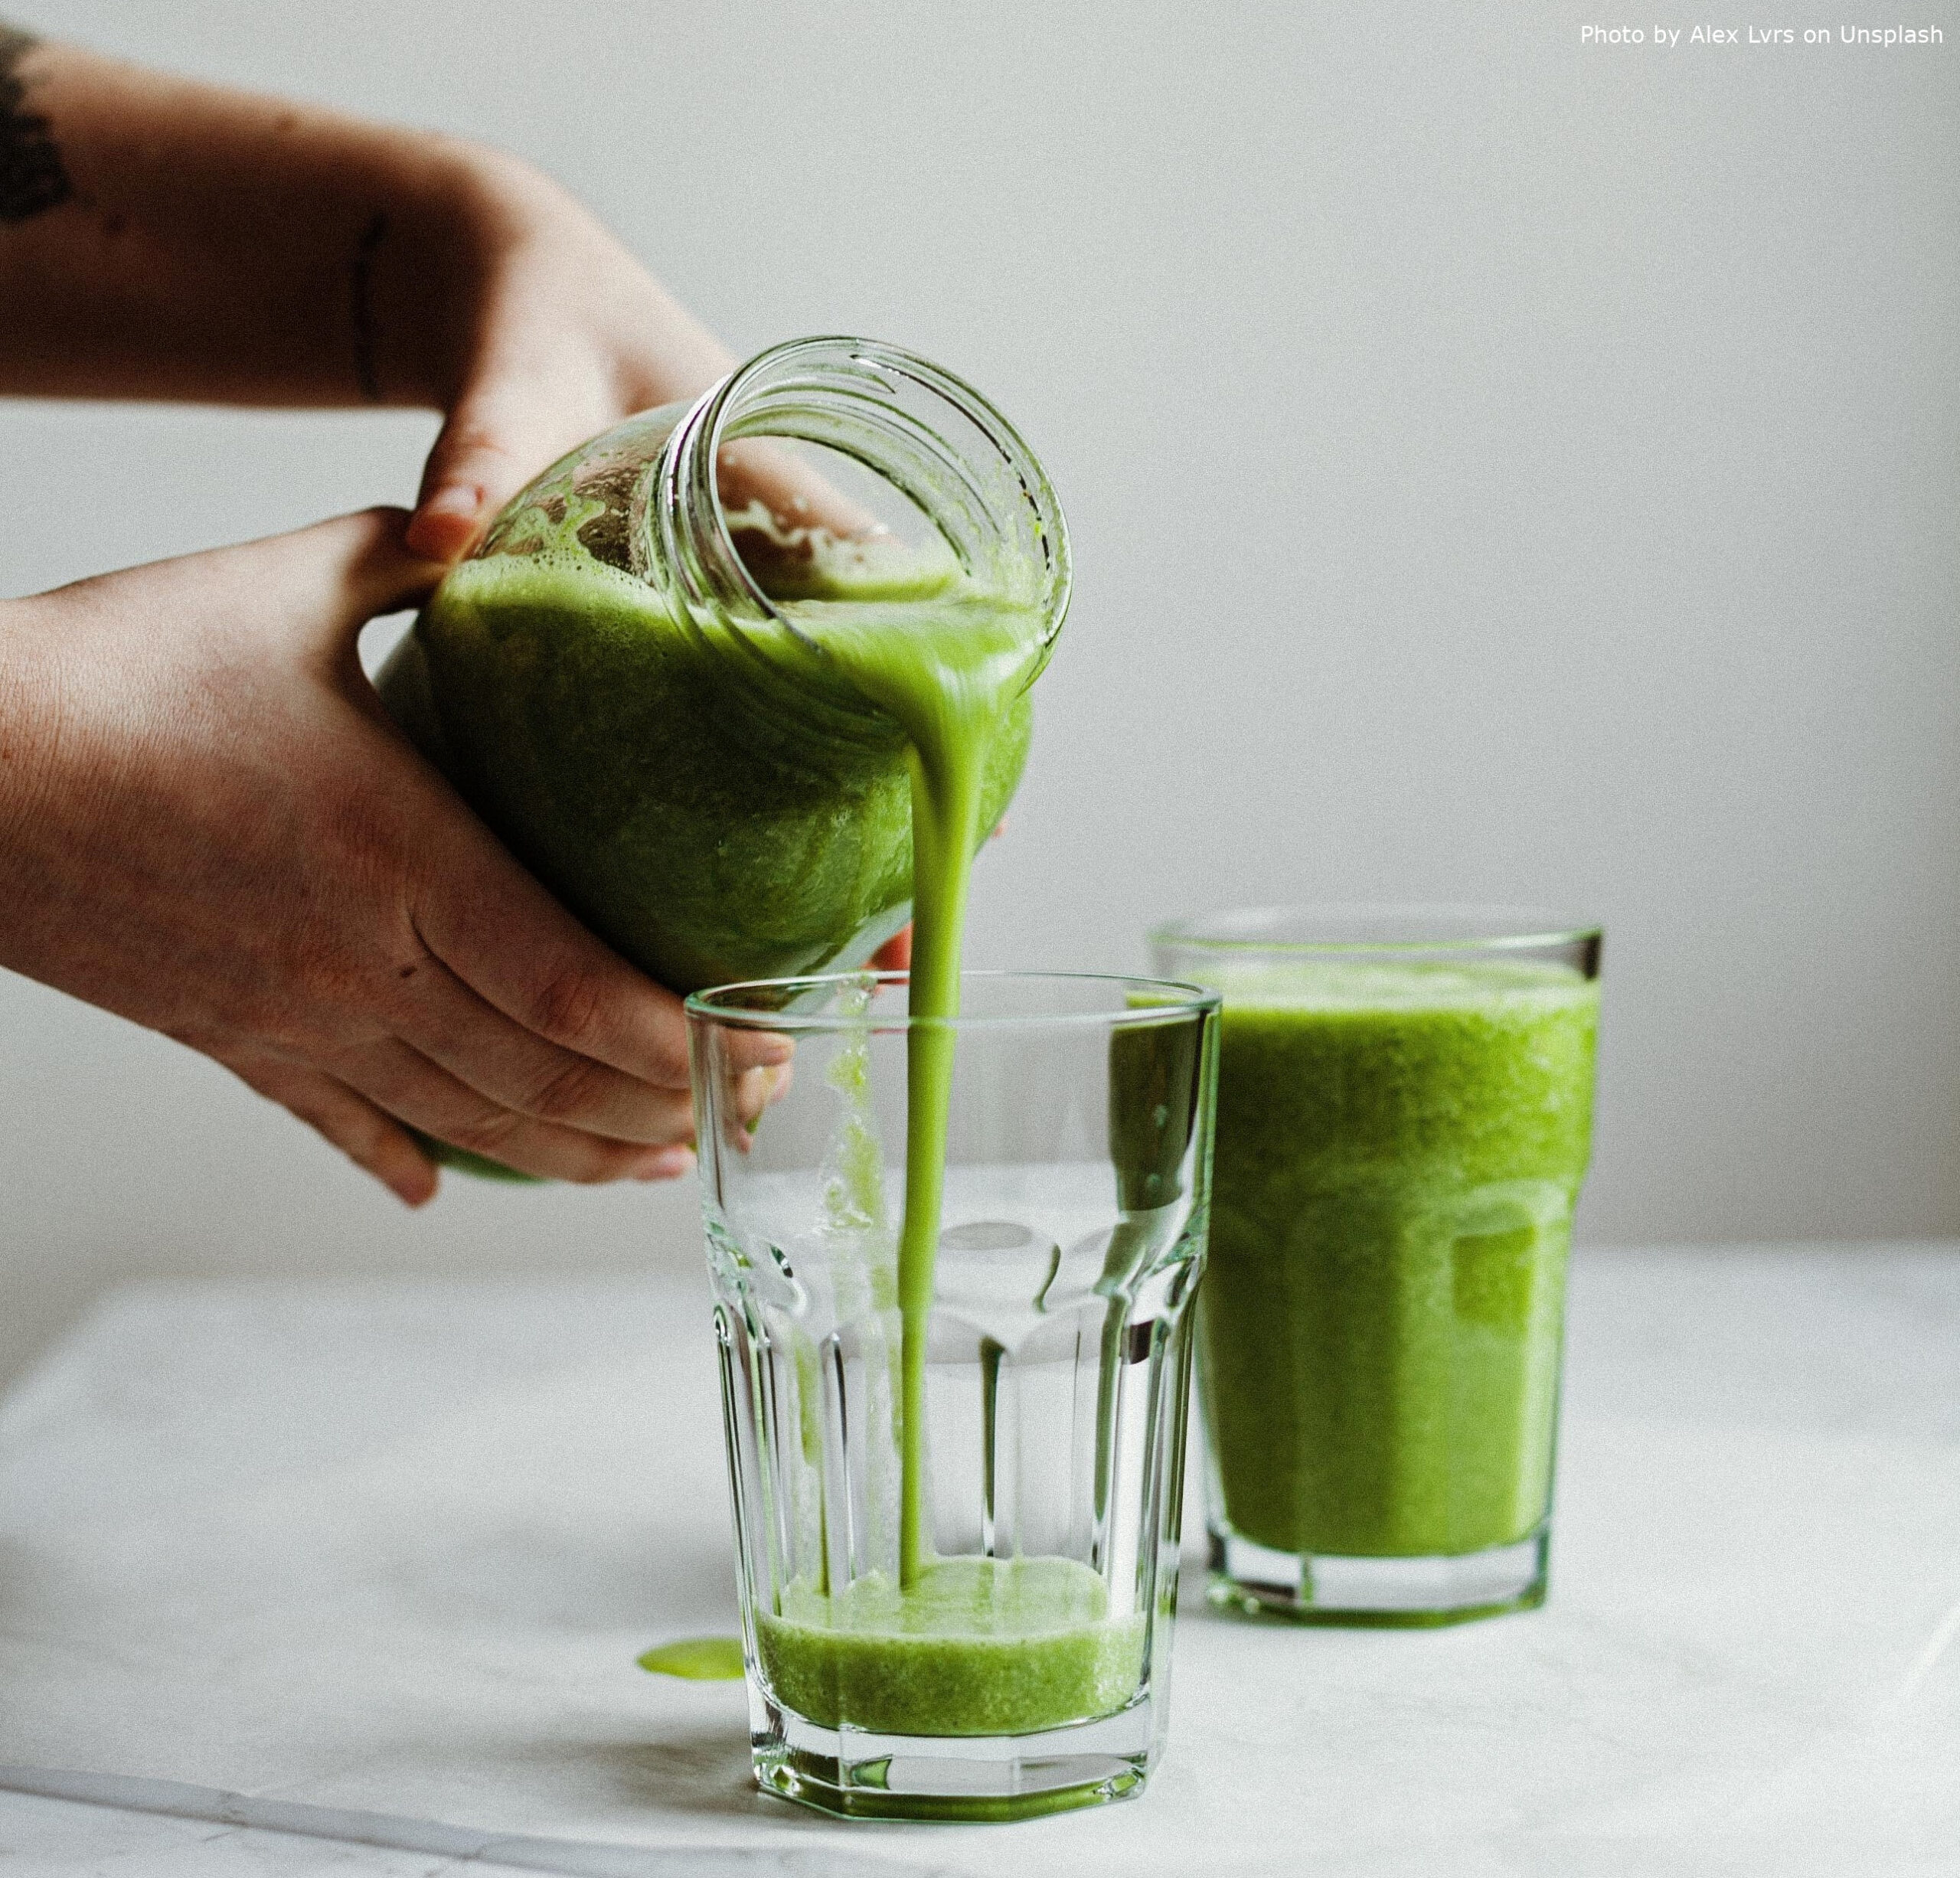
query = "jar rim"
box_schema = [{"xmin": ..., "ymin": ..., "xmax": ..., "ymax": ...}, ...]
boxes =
[{"xmin": 651, "ymin": 336, "xmax": 1071, "ymax": 679}]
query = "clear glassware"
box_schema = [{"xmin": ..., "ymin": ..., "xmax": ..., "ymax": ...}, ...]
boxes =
[
  {"xmin": 1152, "ymin": 908, "xmax": 1602, "ymax": 1625},
  {"xmin": 687, "ymin": 971, "xmax": 1219, "ymax": 1820}
]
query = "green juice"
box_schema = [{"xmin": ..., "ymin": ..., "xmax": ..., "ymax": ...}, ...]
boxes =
[
  {"xmin": 395, "ymin": 547, "xmax": 1031, "ymax": 996},
  {"xmin": 1200, "ymin": 960, "xmax": 1599, "ymax": 1560},
  {"xmin": 730, "ymin": 581, "xmax": 1138, "ymax": 1730},
  {"xmin": 762, "ymin": 582, "xmax": 1047, "ymax": 1594},
  {"xmin": 757, "ymin": 1557, "xmax": 1145, "ymax": 1736}
]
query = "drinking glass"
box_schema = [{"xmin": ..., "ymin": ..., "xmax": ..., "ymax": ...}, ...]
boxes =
[
  {"xmin": 1152, "ymin": 909, "xmax": 1601, "ymax": 1625},
  {"xmin": 687, "ymin": 970, "xmax": 1219, "ymax": 1819}
]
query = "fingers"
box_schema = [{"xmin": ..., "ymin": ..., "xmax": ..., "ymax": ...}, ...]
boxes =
[
  {"xmin": 738, "ymin": 1060, "xmax": 794, "ymax": 1128},
  {"xmin": 74, "ymin": 508, "xmax": 443, "ymax": 661},
  {"xmin": 185, "ymin": 508, "xmax": 443, "ymax": 691},
  {"xmin": 237, "ymin": 507, "xmax": 445, "ymax": 631},
  {"xmin": 226, "ymin": 1054, "xmax": 439, "ymax": 1207},
  {"xmin": 406, "ymin": 400, "xmax": 517, "ymax": 560},
  {"xmin": 407, "ymin": 374, "xmax": 594, "ymax": 562},
  {"xmin": 407, "ymin": 821, "xmax": 792, "ymax": 1097},
  {"xmin": 329, "ymin": 1034, "xmax": 696, "ymax": 1184},
  {"xmin": 869, "ymin": 926, "xmax": 913, "ymax": 972},
  {"xmin": 320, "ymin": 508, "xmax": 449, "ymax": 622},
  {"xmin": 387, "ymin": 945, "xmax": 706, "ymax": 1146},
  {"xmin": 407, "ymin": 228, "xmax": 739, "ymax": 562},
  {"xmin": 407, "ymin": 368, "xmax": 885, "ymax": 567},
  {"xmin": 717, "ymin": 439, "xmax": 886, "ymax": 546}
]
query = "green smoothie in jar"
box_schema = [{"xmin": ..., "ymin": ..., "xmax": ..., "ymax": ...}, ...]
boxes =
[{"xmin": 375, "ymin": 340, "xmax": 1061, "ymax": 1177}]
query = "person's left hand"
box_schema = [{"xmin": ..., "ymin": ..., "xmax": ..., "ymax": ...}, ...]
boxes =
[
  {"xmin": 399, "ymin": 155, "xmax": 915, "ymax": 975},
  {"xmin": 402, "ymin": 157, "xmax": 734, "ymax": 562}
]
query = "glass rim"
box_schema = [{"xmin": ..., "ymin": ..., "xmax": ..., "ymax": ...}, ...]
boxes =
[
  {"xmin": 684, "ymin": 968, "xmax": 1220, "ymax": 1033},
  {"xmin": 1150, "ymin": 903, "xmax": 1602, "ymax": 955}
]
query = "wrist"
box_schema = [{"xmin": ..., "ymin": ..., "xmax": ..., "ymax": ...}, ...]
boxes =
[
  {"xmin": 439, "ymin": 139, "xmax": 577, "ymax": 248},
  {"xmin": 375, "ymin": 141, "xmax": 582, "ymax": 407},
  {"xmin": 0, "ymin": 596, "xmax": 63, "ymax": 862}
]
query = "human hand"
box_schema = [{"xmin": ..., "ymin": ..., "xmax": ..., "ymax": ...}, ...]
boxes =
[
  {"xmin": 0, "ymin": 508, "xmax": 789, "ymax": 1204},
  {"xmin": 403, "ymin": 158, "xmax": 880, "ymax": 563},
  {"xmin": 0, "ymin": 47, "xmax": 861, "ymax": 562},
  {"xmin": 403, "ymin": 159, "xmax": 733, "ymax": 560}
]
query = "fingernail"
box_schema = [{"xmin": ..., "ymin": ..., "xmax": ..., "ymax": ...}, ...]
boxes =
[
  {"xmin": 393, "ymin": 1170, "xmax": 438, "ymax": 1207},
  {"xmin": 750, "ymin": 1034, "xmax": 795, "ymax": 1067},
  {"xmin": 635, "ymin": 1145, "xmax": 696, "ymax": 1181},
  {"xmin": 422, "ymin": 484, "xmax": 482, "ymax": 519},
  {"xmin": 735, "ymin": 1062, "xmax": 795, "ymax": 1128}
]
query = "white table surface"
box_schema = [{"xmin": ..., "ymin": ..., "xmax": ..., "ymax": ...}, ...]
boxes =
[{"xmin": 2, "ymin": 1245, "xmax": 1956, "ymax": 1877}]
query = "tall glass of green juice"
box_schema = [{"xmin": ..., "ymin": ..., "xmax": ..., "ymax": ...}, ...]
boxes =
[
  {"xmin": 688, "ymin": 971, "xmax": 1218, "ymax": 1820},
  {"xmin": 1152, "ymin": 908, "xmax": 1601, "ymax": 1625}
]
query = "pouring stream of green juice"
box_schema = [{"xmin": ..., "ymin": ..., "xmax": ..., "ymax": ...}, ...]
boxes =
[{"xmin": 776, "ymin": 588, "xmax": 1049, "ymax": 1584}]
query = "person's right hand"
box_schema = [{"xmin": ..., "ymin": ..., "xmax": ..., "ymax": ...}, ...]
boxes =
[{"xmin": 0, "ymin": 507, "xmax": 789, "ymax": 1204}]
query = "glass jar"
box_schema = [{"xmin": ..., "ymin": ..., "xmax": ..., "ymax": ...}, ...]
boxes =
[{"xmin": 376, "ymin": 337, "xmax": 1070, "ymax": 998}]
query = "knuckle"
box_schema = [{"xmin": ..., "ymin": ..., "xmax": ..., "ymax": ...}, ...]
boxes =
[
  {"xmin": 647, "ymin": 1025, "xmax": 692, "ymax": 1089},
  {"xmin": 458, "ymin": 429, "xmax": 519, "ymax": 467},
  {"xmin": 226, "ymin": 986, "xmax": 342, "ymax": 1063},
  {"xmin": 524, "ymin": 963, "xmax": 610, "ymax": 1052},
  {"xmin": 440, "ymin": 1104, "xmax": 522, "ymax": 1158},
  {"xmin": 564, "ymin": 1141, "xmax": 648, "ymax": 1186},
  {"xmin": 521, "ymin": 1054, "xmax": 607, "ymax": 1125}
]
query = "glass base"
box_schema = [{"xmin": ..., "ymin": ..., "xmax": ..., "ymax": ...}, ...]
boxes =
[
  {"xmin": 1207, "ymin": 1522, "xmax": 1549, "ymax": 1627},
  {"xmin": 752, "ymin": 1693, "xmax": 1157, "ymax": 1821}
]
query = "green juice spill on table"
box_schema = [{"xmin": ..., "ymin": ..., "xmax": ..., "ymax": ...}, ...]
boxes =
[{"xmin": 1200, "ymin": 959, "xmax": 1599, "ymax": 1560}]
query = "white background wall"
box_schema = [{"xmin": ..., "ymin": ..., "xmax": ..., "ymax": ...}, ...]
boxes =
[{"xmin": 2, "ymin": 1, "xmax": 1955, "ymax": 1384}]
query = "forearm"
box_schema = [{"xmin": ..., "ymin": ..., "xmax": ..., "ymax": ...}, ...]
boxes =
[{"xmin": 0, "ymin": 23, "xmax": 539, "ymax": 408}]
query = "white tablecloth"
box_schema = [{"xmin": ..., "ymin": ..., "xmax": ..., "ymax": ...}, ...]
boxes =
[{"xmin": 2, "ymin": 1246, "xmax": 1956, "ymax": 1876}]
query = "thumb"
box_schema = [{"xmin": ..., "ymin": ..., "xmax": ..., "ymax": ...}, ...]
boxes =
[
  {"xmin": 226, "ymin": 508, "xmax": 443, "ymax": 660},
  {"xmin": 284, "ymin": 509, "xmax": 445, "ymax": 635},
  {"xmin": 407, "ymin": 382, "xmax": 577, "ymax": 563}
]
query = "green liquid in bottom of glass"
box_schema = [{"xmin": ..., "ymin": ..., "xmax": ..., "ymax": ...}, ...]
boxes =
[{"xmin": 756, "ymin": 1556, "xmax": 1145, "ymax": 1736}]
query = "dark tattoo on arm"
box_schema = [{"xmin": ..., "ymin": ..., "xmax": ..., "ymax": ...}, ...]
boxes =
[
  {"xmin": 0, "ymin": 22, "xmax": 72, "ymax": 223},
  {"xmin": 349, "ymin": 209, "xmax": 387, "ymax": 400}
]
